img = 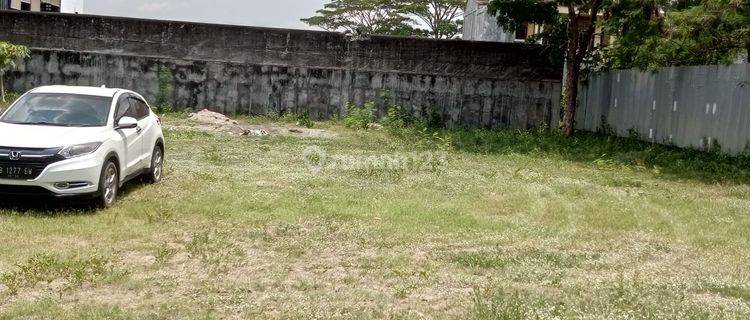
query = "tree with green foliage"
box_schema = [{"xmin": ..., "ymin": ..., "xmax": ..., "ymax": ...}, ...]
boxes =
[
  {"xmin": 0, "ymin": 42, "xmax": 30, "ymax": 103},
  {"xmin": 526, "ymin": 15, "xmax": 569, "ymax": 69},
  {"xmin": 399, "ymin": 0, "xmax": 465, "ymax": 38},
  {"xmin": 667, "ymin": 0, "xmax": 749, "ymax": 63},
  {"xmin": 301, "ymin": 0, "xmax": 415, "ymax": 35},
  {"xmin": 598, "ymin": 0, "xmax": 667, "ymax": 69},
  {"xmin": 488, "ymin": 0, "xmax": 606, "ymax": 135},
  {"xmin": 601, "ymin": 0, "xmax": 749, "ymax": 69},
  {"xmin": 302, "ymin": 0, "xmax": 465, "ymax": 38}
]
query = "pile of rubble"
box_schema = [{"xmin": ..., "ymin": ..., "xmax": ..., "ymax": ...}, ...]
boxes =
[
  {"xmin": 188, "ymin": 109, "xmax": 268, "ymax": 136},
  {"xmin": 178, "ymin": 109, "xmax": 334, "ymax": 138}
]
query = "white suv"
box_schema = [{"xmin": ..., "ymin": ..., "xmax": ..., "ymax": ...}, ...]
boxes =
[{"xmin": 0, "ymin": 85, "xmax": 164, "ymax": 208}]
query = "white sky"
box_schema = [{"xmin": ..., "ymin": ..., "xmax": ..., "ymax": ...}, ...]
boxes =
[{"xmin": 84, "ymin": 0, "xmax": 329, "ymax": 30}]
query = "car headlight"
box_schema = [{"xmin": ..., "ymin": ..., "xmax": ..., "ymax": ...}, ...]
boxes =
[{"xmin": 58, "ymin": 142, "xmax": 103, "ymax": 159}]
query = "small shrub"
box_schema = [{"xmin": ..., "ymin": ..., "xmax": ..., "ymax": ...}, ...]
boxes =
[
  {"xmin": 0, "ymin": 91, "xmax": 19, "ymax": 110},
  {"xmin": 277, "ymin": 111, "xmax": 314, "ymax": 128},
  {"xmin": 380, "ymin": 105, "xmax": 416, "ymax": 132},
  {"xmin": 707, "ymin": 138, "xmax": 723, "ymax": 154},
  {"xmin": 344, "ymin": 102, "xmax": 375, "ymax": 129},
  {"xmin": 627, "ymin": 128, "xmax": 641, "ymax": 140},
  {"xmin": 598, "ymin": 115, "xmax": 615, "ymax": 136},
  {"xmin": 426, "ymin": 110, "xmax": 445, "ymax": 129},
  {"xmin": 155, "ymin": 65, "xmax": 174, "ymax": 113},
  {"xmin": 739, "ymin": 145, "xmax": 750, "ymax": 167},
  {"xmin": 297, "ymin": 113, "xmax": 314, "ymax": 128}
]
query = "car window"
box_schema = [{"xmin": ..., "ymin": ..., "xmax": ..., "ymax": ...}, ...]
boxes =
[
  {"xmin": 0, "ymin": 93, "xmax": 112, "ymax": 127},
  {"xmin": 130, "ymin": 97, "xmax": 150, "ymax": 119},
  {"xmin": 115, "ymin": 94, "xmax": 138, "ymax": 120}
]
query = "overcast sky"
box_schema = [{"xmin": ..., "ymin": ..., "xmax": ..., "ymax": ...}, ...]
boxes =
[{"xmin": 85, "ymin": 0, "xmax": 329, "ymax": 30}]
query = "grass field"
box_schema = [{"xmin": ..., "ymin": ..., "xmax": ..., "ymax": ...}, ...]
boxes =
[{"xmin": 0, "ymin": 113, "xmax": 749, "ymax": 319}]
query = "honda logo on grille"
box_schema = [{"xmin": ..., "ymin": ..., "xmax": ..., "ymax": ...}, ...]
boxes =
[{"xmin": 8, "ymin": 151, "xmax": 21, "ymax": 161}]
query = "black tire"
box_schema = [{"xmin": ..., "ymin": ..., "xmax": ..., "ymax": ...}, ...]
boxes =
[
  {"xmin": 146, "ymin": 144, "xmax": 164, "ymax": 183},
  {"xmin": 97, "ymin": 159, "xmax": 119, "ymax": 208}
]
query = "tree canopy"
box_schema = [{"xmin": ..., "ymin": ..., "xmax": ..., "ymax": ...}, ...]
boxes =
[
  {"xmin": 400, "ymin": 0, "xmax": 466, "ymax": 38},
  {"xmin": 0, "ymin": 41, "xmax": 30, "ymax": 102},
  {"xmin": 487, "ymin": 0, "xmax": 558, "ymax": 32},
  {"xmin": 302, "ymin": 0, "xmax": 465, "ymax": 39},
  {"xmin": 602, "ymin": 0, "xmax": 750, "ymax": 69},
  {"xmin": 301, "ymin": 0, "xmax": 414, "ymax": 35}
]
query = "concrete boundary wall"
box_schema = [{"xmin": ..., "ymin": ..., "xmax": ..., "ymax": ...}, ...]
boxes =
[
  {"xmin": 8, "ymin": 49, "xmax": 561, "ymax": 128},
  {"xmin": 0, "ymin": 11, "xmax": 562, "ymax": 129},
  {"xmin": 577, "ymin": 64, "xmax": 750, "ymax": 154}
]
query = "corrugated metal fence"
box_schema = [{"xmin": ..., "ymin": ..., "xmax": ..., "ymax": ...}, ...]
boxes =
[{"xmin": 577, "ymin": 64, "xmax": 750, "ymax": 154}]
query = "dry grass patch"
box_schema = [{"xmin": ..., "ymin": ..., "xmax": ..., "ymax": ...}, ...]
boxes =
[{"xmin": 0, "ymin": 114, "xmax": 749, "ymax": 318}]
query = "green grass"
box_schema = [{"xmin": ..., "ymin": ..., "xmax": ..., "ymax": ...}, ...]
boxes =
[{"xmin": 0, "ymin": 115, "xmax": 749, "ymax": 319}]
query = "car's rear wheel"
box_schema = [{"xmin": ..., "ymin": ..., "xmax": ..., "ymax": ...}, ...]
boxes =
[
  {"xmin": 98, "ymin": 160, "xmax": 119, "ymax": 208},
  {"xmin": 146, "ymin": 145, "xmax": 163, "ymax": 183}
]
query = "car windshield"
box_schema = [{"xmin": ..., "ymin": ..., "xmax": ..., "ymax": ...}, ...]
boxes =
[{"xmin": 0, "ymin": 93, "xmax": 112, "ymax": 127}]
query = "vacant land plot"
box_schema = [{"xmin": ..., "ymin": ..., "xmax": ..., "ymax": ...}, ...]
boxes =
[{"xmin": 0, "ymin": 113, "xmax": 749, "ymax": 319}]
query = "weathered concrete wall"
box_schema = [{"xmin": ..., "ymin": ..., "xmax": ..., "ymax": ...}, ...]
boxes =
[{"xmin": 1, "ymin": 10, "xmax": 562, "ymax": 128}]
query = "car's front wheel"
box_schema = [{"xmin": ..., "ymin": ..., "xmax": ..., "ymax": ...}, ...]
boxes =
[{"xmin": 97, "ymin": 160, "xmax": 119, "ymax": 208}]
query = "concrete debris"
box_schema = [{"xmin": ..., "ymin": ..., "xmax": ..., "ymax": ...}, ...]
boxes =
[
  {"xmin": 188, "ymin": 109, "xmax": 249, "ymax": 135},
  {"xmin": 189, "ymin": 109, "xmax": 238, "ymax": 125},
  {"xmin": 243, "ymin": 129, "xmax": 269, "ymax": 136},
  {"xmin": 182, "ymin": 109, "xmax": 334, "ymax": 138}
]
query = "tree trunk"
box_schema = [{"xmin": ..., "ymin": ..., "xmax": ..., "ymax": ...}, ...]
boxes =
[
  {"xmin": 561, "ymin": 12, "xmax": 581, "ymax": 136},
  {"xmin": 0, "ymin": 73, "xmax": 5, "ymax": 103},
  {"xmin": 560, "ymin": 0, "xmax": 603, "ymax": 136},
  {"xmin": 561, "ymin": 54, "xmax": 581, "ymax": 136}
]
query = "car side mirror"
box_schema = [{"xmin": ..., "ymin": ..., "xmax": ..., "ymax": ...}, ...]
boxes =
[{"xmin": 116, "ymin": 116, "xmax": 138, "ymax": 130}]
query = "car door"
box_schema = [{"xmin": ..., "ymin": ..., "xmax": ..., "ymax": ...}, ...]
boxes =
[
  {"xmin": 129, "ymin": 96, "xmax": 154, "ymax": 167},
  {"xmin": 114, "ymin": 94, "xmax": 145, "ymax": 177}
]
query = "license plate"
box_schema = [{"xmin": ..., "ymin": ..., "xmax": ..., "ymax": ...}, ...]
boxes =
[{"xmin": 0, "ymin": 165, "xmax": 36, "ymax": 179}]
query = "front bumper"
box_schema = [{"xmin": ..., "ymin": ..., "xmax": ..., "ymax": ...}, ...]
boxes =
[{"xmin": 0, "ymin": 154, "xmax": 102, "ymax": 197}]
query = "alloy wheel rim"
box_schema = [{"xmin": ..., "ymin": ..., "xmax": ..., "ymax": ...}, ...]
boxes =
[
  {"xmin": 103, "ymin": 164, "xmax": 117, "ymax": 204},
  {"xmin": 153, "ymin": 150, "xmax": 163, "ymax": 180}
]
